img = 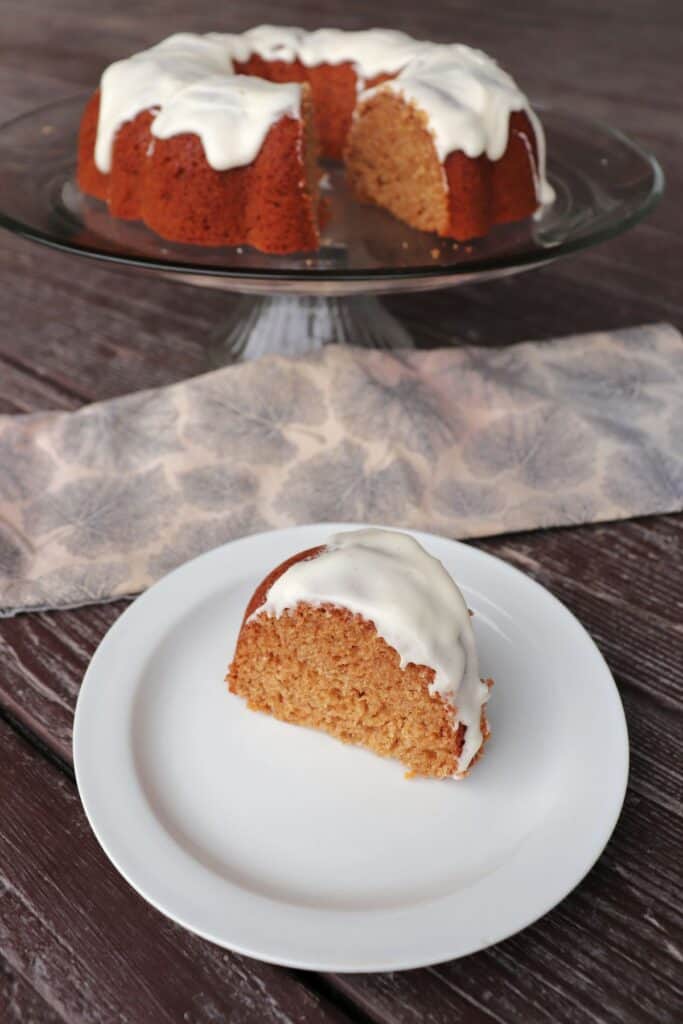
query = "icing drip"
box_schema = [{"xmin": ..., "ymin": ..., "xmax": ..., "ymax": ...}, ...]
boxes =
[
  {"xmin": 151, "ymin": 75, "xmax": 301, "ymax": 171},
  {"xmin": 93, "ymin": 27, "xmax": 553, "ymax": 205},
  {"xmin": 298, "ymin": 29, "xmax": 427, "ymax": 80},
  {"xmin": 94, "ymin": 33, "xmax": 234, "ymax": 172},
  {"xmin": 524, "ymin": 105, "xmax": 555, "ymax": 205},
  {"xmin": 224, "ymin": 25, "xmax": 308, "ymax": 65},
  {"xmin": 227, "ymin": 25, "xmax": 427, "ymax": 82},
  {"xmin": 254, "ymin": 528, "xmax": 490, "ymax": 775},
  {"xmin": 360, "ymin": 43, "xmax": 554, "ymax": 205}
]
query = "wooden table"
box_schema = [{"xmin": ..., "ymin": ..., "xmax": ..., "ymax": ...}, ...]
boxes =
[{"xmin": 1, "ymin": 2, "xmax": 681, "ymax": 1021}]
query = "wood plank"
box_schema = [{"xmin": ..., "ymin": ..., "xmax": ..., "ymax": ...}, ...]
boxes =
[
  {"xmin": 0, "ymin": 601, "xmax": 123, "ymax": 761},
  {"xmin": 0, "ymin": 239, "xmax": 214, "ymax": 401},
  {"xmin": 478, "ymin": 519, "xmax": 683, "ymax": 703},
  {"xmin": 0, "ymin": 357, "xmax": 83, "ymax": 415},
  {"xmin": 326, "ymin": 767, "xmax": 682, "ymax": 1024},
  {"xmin": 0, "ymin": 1, "xmax": 681, "ymax": 1022},
  {"xmin": 0, "ymin": 956, "xmax": 65, "ymax": 1024},
  {"xmin": 0, "ymin": 716, "xmax": 355, "ymax": 1024},
  {"xmin": 1, "ymin": 517, "xmax": 681, "ymax": 1024}
]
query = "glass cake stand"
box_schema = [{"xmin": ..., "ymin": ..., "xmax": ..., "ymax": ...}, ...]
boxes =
[{"xmin": 0, "ymin": 95, "xmax": 663, "ymax": 362}]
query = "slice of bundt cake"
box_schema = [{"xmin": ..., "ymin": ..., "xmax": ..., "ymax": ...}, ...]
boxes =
[
  {"xmin": 227, "ymin": 529, "xmax": 492, "ymax": 779},
  {"xmin": 345, "ymin": 45, "xmax": 553, "ymax": 241}
]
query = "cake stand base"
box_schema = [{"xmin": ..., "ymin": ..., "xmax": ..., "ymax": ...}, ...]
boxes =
[{"xmin": 208, "ymin": 293, "xmax": 414, "ymax": 365}]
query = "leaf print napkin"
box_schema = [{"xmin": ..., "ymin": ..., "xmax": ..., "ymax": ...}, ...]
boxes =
[{"xmin": 1, "ymin": 323, "xmax": 682, "ymax": 615}]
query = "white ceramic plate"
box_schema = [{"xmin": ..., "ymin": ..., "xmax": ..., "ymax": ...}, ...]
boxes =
[{"xmin": 74, "ymin": 523, "xmax": 629, "ymax": 972}]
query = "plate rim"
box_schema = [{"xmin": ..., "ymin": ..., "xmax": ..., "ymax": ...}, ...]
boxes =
[{"xmin": 73, "ymin": 522, "xmax": 630, "ymax": 972}]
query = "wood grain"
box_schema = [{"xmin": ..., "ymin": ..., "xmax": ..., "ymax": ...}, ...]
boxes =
[
  {"xmin": 0, "ymin": 957, "xmax": 64, "ymax": 1024},
  {"xmin": 0, "ymin": 716, "xmax": 356, "ymax": 1024},
  {"xmin": 1, "ymin": 520, "xmax": 681, "ymax": 1023},
  {"xmin": 0, "ymin": 1, "xmax": 681, "ymax": 1022}
]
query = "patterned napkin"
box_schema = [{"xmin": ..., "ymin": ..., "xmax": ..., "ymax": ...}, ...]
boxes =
[{"xmin": 1, "ymin": 324, "xmax": 681, "ymax": 615}]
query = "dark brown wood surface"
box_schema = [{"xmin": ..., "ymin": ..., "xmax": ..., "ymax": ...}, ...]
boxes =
[{"xmin": 0, "ymin": 2, "xmax": 681, "ymax": 1022}]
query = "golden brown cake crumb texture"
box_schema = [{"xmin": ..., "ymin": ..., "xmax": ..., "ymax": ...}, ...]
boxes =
[
  {"xmin": 228, "ymin": 602, "xmax": 491, "ymax": 779},
  {"xmin": 300, "ymin": 86, "xmax": 322, "ymax": 221},
  {"xmin": 345, "ymin": 90, "xmax": 450, "ymax": 235}
]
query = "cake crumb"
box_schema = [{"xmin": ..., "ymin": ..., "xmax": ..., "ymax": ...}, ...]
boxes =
[
  {"xmin": 451, "ymin": 242, "xmax": 459, "ymax": 250},
  {"xmin": 430, "ymin": 248, "xmax": 440, "ymax": 259},
  {"xmin": 401, "ymin": 241, "xmax": 409, "ymax": 250}
]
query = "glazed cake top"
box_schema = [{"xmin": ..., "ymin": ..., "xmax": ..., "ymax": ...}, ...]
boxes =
[
  {"xmin": 223, "ymin": 26, "xmax": 429, "ymax": 80},
  {"xmin": 253, "ymin": 528, "xmax": 490, "ymax": 774},
  {"xmin": 95, "ymin": 33, "xmax": 234, "ymax": 172},
  {"xmin": 92, "ymin": 26, "xmax": 552, "ymax": 199}
]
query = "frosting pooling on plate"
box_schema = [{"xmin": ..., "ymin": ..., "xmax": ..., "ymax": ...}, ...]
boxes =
[{"xmin": 254, "ymin": 528, "xmax": 490, "ymax": 774}]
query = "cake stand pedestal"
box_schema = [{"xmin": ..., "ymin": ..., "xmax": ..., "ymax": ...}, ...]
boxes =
[{"xmin": 208, "ymin": 293, "xmax": 414, "ymax": 364}]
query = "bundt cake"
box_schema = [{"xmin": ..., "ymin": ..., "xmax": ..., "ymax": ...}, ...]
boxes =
[
  {"xmin": 77, "ymin": 27, "xmax": 554, "ymax": 254},
  {"xmin": 227, "ymin": 529, "xmax": 493, "ymax": 780},
  {"xmin": 77, "ymin": 34, "xmax": 320, "ymax": 253}
]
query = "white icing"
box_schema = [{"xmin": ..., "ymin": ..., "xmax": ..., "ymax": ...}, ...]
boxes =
[
  {"xmin": 94, "ymin": 33, "xmax": 234, "ymax": 172},
  {"xmin": 150, "ymin": 75, "xmax": 301, "ymax": 171},
  {"xmin": 224, "ymin": 25, "xmax": 308, "ymax": 65},
  {"xmin": 253, "ymin": 528, "xmax": 490, "ymax": 775},
  {"xmin": 227, "ymin": 25, "xmax": 426, "ymax": 83},
  {"xmin": 298, "ymin": 29, "xmax": 427, "ymax": 81},
  {"xmin": 523, "ymin": 105, "xmax": 555, "ymax": 205},
  {"xmin": 93, "ymin": 27, "xmax": 553, "ymax": 205},
  {"xmin": 360, "ymin": 43, "xmax": 554, "ymax": 204}
]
